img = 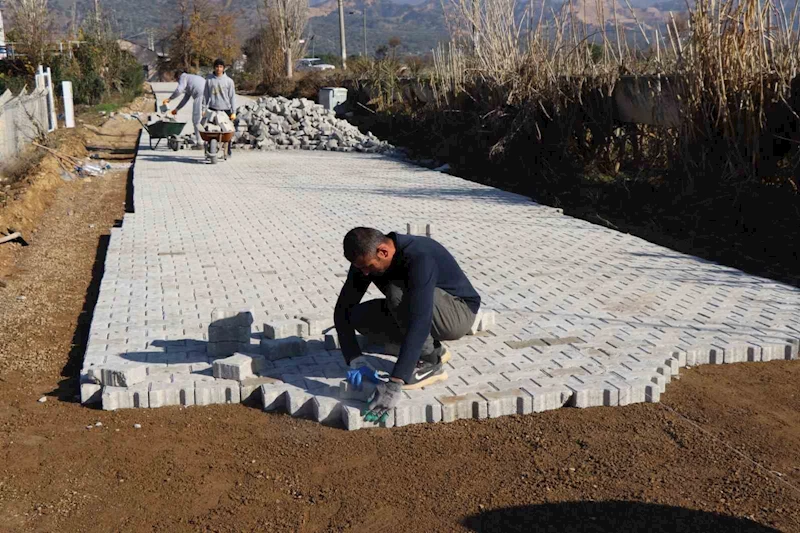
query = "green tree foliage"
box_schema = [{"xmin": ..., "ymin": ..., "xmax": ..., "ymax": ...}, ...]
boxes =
[{"xmin": 52, "ymin": 25, "xmax": 144, "ymax": 105}]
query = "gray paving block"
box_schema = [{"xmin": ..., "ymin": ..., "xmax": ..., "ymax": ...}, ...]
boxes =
[
  {"xmin": 566, "ymin": 377, "xmax": 612, "ymax": 408},
  {"xmin": 527, "ymin": 385, "xmax": 571, "ymax": 412},
  {"xmin": 406, "ymin": 223, "xmax": 424, "ymax": 235},
  {"xmin": 149, "ymin": 381, "xmax": 194, "ymax": 408},
  {"xmin": 260, "ymin": 337, "xmax": 307, "ymax": 360},
  {"xmin": 438, "ymin": 393, "xmax": 488, "ymax": 422},
  {"xmin": 264, "ymin": 319, "xmax": 307, "ymax": 339},
  {"xmin": 101, "ymin": 383, "xmax": 150, "ymax": 410},
  {"xmin": 760, "ymin": 342, "xmax": 795, "ymax": 361},
  {"xmin": 313, "ymin": 396, "xmax": 343, "ymax": 426},
  {"xmin": 261, "ymin": 384, "xmax": 290, "ymax": 411},
  {"xmin": 81, "ymin": 382, "xmax": 103, "ymax": 405},
  {"xmin": 285, "ymin": 387, "xmax": 313, "ymax": 416},
  {"xmin": 211, "ymin": 308, "xmax": 254, "ymax": 327},
  {"xmin": 394, "ymin": 400, "xmax": 443, "ymax": 427},
  {"xmin": 99, "ymin": 363, "xmax": 149, "ymax": 387},
  {"xmin": 240, "ymin": 376, "xmax": 283, "ymax": 402},
  {"xmin": 195, "ymin": 379, "xmax": 241, "ymax": 405},
  {"xmin": 299, "ymin": 314, "xmax": 333, "ymax": 336},
  {"xmin": 723, "ymin": 343, "xmax": 761, "ymax": 363},
  {"xmin": 479, "ymin": 389, "xmax": 533, "ymax": 417},
  {"xmin": 470, "ymin": 310, "xmax": 497, "ymax": 335},
  {"xmin": 212, "ymin": 353, "xmax": 266, "ymax": 381}
]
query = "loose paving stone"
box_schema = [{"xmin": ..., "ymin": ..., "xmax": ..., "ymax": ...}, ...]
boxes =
[
  {"xmin": 212, "ymin": 352, "xmax": 266, "ymax": 381},
  {"xmin": 80, "ymin": 381, "xmax": 102, "ymax": 405},
  {"xmin": 99, "ymin": 363, "xmax": 148, "ymax": 387},
  {"xmin": 80, "ymin": 82, "xmax": 800, "ymax": 426},
  {"xmin": 260, "ymin": 337, "xmax": 307, "ymax": 360},
  {"xmin": 264, "ymin": 319, "xmax": 307, "ymax": 339}
]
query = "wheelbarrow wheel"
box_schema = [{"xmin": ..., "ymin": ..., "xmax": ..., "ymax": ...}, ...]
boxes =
[
  {"xmin": 209, "ymin": 139, "xmax": 218, "ymax": 164},
  {"xmin": 169, "ymin": 136, "xmax": 179, "ymax": 152}
]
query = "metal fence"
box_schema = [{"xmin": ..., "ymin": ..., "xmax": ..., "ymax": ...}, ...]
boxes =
[{"xmin": 0, "ymin": 67, "xmax": 56, "ymax": 161}]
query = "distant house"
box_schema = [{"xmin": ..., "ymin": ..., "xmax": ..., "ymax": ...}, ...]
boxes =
[{"xmin": 117, "ymin": 39, "xmax": 164, "ymax": 82}]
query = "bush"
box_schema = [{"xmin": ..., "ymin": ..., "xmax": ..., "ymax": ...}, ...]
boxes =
[
  {"xmin": 0, "ymin": 73, "xmax": 29, "ymax": 95},
  {"xmin": 52, "ymin": 28, "xmax": 144, "ymax": 106}
]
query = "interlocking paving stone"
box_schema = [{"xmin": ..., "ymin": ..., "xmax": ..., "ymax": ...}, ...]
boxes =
[{"xmin": 84, "ymin": 83, "xmax": 800, "ymax": 427}]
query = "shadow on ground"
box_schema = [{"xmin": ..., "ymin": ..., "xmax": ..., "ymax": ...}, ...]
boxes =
[{"xmin": 462, "ymin": 501, "xmax": 780, "ymax": 533}]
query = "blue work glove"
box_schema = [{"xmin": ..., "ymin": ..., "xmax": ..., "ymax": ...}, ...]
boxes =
[
  {"xmin": 363, "ymin": 381, "xmax": 402, "ymax": 423},
  {"xmin": 346, "ymin": 365, "xmax": 381, "ymax": 391}
]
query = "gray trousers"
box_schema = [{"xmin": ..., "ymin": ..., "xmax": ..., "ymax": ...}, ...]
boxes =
[
  {"xmin": 349, "ymin": 282, "xmax": 476, "ymax": 363},
  {"xmin": 191, "ymin": 98, "xmax": 203, "ymax": 145}
]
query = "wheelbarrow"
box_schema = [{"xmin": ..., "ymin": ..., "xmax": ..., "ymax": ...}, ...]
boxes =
[
  {"xmin": 200, "ymin": 131, "xmax": 235, "ymax": 164},
  {"xmin": 134, "ymin": 116, "xmax": 187, "ymax": 151}
]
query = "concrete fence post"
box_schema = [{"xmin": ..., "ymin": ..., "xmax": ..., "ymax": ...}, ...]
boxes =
[
  {"xmin": 62, "ymin": 81, "xmax": 75, "ymax": 128},
  {"xmin": 46, "ymin": 67, "xmax": 57, "ymax": 132}
]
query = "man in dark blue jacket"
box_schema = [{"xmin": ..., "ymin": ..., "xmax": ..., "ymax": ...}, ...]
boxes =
[{"xmin": 334, "ymin": 227, "xmax": 481, "ymax": 421}]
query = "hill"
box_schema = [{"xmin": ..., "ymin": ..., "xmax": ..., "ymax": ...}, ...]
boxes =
[{"xmin": 43, "ymin": 0, "xmax": 686, "ymax": 56}]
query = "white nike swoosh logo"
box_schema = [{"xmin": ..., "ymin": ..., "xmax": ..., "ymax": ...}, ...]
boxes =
[{"xmin": 414, "ymin": 369, "xmax": 435, "ymax": 381}]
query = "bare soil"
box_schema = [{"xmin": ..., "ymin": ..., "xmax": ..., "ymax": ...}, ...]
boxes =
[{"xmin": 0, "ymin": 92, "xmax": 799, "ymax": 533}]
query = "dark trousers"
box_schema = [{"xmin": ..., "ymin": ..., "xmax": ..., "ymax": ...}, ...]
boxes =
[{"xmin": 349, "ymin": 282, "xmax": 476, "ymax": 363}]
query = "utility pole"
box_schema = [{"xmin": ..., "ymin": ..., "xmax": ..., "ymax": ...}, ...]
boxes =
[
  {"xmin": 349, "ymin": 10, "xmax": 367, "ymax": 57},
  {"xmin": 70, "ymin": 1, "xmax": 78, "ymax": 39},
  {"xmin": 147, "ymin": 29, "xmax": 155, "ymax": 51},
  {"xmin": 472, "ymin": 0, "xmax": 480, "ymax": 54},
  {"xmin": 337, "ymin": 0, "xmax": 347, "ymax": 69}
]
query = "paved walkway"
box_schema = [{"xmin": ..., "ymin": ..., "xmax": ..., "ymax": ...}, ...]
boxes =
[{"xmin": 81, "ymin": 83, "xmax": 800, "ymax": 429}]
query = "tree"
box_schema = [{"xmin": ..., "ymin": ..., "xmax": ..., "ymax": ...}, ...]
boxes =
[
  {"xmin": 388, "ymin": 36, "xmax": 401, "ymax": 60},
  {"xmin": 5, "ymin": 0, "xmax": 53, "ymax": 69},
  {"xmin": 169, "ymin": 0, "xmax": 240, "ymax": 70},
  {"xmin": 242, "ymin": 24, "xmax": 283, "ymax": 87},
  {"xmin": 264, "ymin": 0, "xmax": 308, "ymax": 78}
]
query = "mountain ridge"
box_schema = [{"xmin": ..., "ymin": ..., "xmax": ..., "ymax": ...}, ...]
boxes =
[{"xmin": 42, "ymin": 0, "xmax": 687, "ymax": 56}]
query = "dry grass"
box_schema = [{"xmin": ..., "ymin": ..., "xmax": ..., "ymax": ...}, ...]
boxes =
[{"xmin": 420, "ymin": 0, "xmax": 800, "ymax": 189}]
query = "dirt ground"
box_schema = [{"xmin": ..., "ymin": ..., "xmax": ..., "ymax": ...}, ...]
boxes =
[{"xmin": 0, "ymin": 94, "xmax": 799, "ymax": 533}]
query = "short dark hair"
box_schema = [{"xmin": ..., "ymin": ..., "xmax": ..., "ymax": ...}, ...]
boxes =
[
  {"xmin": 173, "ymin": 69, "xmax": 185, "ymax": 80},
  {"xmin": 213, "ymin": 58, "xmax": 226, "ymax": 68},
  {"xmin": 343, "ymin": 227, "xmax": 387, "ymax": 262}
]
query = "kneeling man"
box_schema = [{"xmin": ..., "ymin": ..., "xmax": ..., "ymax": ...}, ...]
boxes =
[{"xmin": 334, "ymin": 227, "xmax": 481, "ymax": 420}]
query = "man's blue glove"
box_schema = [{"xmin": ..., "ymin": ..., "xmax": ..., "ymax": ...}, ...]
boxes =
[
  {"xmin": 346, "ymin": 365, "xmax": 382, "ymax": 391},
  {"xmin": 363, "ymin": 381, "xmax": 402, "ymax": 423}
]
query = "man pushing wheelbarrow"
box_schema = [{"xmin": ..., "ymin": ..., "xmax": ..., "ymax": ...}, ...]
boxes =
[
  {"xmin": 202, "ymin": 58, "xmax": 237, "ymax": 164},
  {"xmin": 162, "ymin": 68, "xmax": 206, "ymax": 149}
]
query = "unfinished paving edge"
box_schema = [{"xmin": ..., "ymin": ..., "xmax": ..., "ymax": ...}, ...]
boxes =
[{"xmin": 256, "ymin": 341, "xmax": 799, "ymax": 430}]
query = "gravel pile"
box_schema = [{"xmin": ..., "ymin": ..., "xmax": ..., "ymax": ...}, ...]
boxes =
[{"xmin": 233, "ymin": 96, "xmax": 393, "ymax": 153}]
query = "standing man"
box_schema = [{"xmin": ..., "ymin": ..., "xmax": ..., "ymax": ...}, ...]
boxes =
[
  {"xmin": 203, "ymin": 58, "xmax": 237, "ymax": 157},
  {"xmin": 163, "ymin": 69, "xmax": 206, "ymax": 148},
  {"xmin": 334, "ymin": 227, "xmax": 481, "ymax": 422}
]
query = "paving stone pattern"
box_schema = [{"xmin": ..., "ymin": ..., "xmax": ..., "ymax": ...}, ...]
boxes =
[{"xmin": 81, "ymin": 83, "xmax": 800, "ymax": 429}]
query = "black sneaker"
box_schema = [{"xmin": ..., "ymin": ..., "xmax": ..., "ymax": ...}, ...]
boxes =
[
  {"xmin": 403, "ymin": 360, "xmax": 448, "ymax": 390},
  {"xmin": 423, "ymin": 343, "xmax": 451, "ymax": 365}
]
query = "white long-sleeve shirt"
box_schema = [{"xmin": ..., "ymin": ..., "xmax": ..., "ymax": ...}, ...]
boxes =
[
  {"xmin": 168, "ymin": 73, "xmax": 206, "ymax": 112},
  {"xmin": 203, "ymin": 73, "xmax": 236, "ymax": 112}
]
